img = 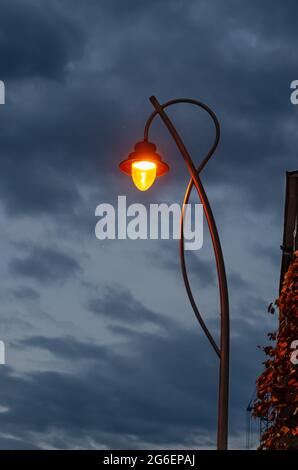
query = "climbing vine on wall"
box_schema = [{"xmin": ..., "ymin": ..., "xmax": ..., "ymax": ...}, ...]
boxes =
[{"xmin": 253, "ymin": 251, "xmax": 298, "ymax": 449}]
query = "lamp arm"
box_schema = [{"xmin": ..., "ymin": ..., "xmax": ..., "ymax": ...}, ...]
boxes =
[
  {"xmin": 144, "ymin": 98, "xmax": 220, "ymax": 356},
  {"xmin": 144, "ymin": 96, "xmax": 229, "ymax": 450},
  {"xmin": 144, "ymin": 98, "xmax": 220, "ymax": 172}
]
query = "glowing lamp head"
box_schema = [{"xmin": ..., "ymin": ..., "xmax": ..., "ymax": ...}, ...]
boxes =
[
  {"xmin": 119, "ymin": 140, "xmax": 169, "ymax": 191},
  {"xmin": 132, "ymin": 160, "xmax": 157, "ymax": 191}
]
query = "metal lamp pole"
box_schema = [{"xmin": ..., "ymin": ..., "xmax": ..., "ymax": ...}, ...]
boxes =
[
  {"xmin": 144, "ymin": 97, "xmax": 230, "ymax": 450},
  {"xmin": 119, "ymin": 96, "xmax": 230, "ymax": 449}
]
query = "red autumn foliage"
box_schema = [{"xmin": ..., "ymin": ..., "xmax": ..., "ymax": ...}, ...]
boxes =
[{"xmin": 253, "ymin": 251, "xmax": 298, "ymax": 449}]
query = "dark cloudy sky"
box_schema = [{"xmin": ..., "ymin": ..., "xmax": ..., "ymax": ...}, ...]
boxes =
[{"xmin": 0, "ymin": 0, "xmax": 297, "ymax": 450}]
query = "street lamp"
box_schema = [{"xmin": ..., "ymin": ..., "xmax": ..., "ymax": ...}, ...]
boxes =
[
  {"xmin": 119, "ymin": 96, "xmax": 230, "ymax": 450},
  {"xmin": 120, "ymin": 140, "xmax": 169, "ymax": 191}
]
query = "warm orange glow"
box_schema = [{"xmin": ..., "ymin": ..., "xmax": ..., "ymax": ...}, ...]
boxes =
[{"xmin": 131, "ymin": 161, "xmax": 157, "ymax": 191}]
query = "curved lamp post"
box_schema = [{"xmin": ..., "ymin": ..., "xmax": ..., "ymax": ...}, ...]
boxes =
[{"xmin": 119, "ymin": 96, "xmax": 230, "ymax": 450}]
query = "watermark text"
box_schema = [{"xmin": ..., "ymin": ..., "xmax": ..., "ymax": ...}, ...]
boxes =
[
  {"xmin": 0, "ymin": 341, "xmax": 5, "ymax": 365},
  {"xmin": 0, "ymin": 80, "xmax": 5, "ymax": 104},
  {"xmin": 95, "ymin": 196, "xmax": 203, "ymax": 250}
]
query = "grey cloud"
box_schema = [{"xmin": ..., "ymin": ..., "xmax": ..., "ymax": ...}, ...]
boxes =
[
  {"xmin": 147, "ymin": 241, "xmax": 216, "ymax": 288},
  {"xmin": 9, "ymin": 245, "xmax": 81, "ymax": 284},
  {"xmin": 228, "ymin": 272, "xmax": 251, "ymax": 292},
  {"xmin": 11, "ymin": 286, "xmax": 40, "ymax": 300},
  {"xmin": 87, "ymin": 285, "xmax": 171, "ymax": 328},
  {"xmin": 18, "ymin": 335, "xmax": 110, "ymax": 361},
  {"xmin": 2, "ymin": 168, "xmax": 82, "ymax": 217},
  {"xmin": 252, "ymin": 243, "xmax": 282, "ymax": 269},
  {"xmin": 0, "ymin": 0, "xmax": 85, "ymax": 81},
  {"xmin": 0, "ymin": 0, "xmax": 296, "ymax": 220},
  {"xmin": 0, "ymin": 311, "xmax": 269, "ymax": 449},
  {"xmin": 0, "ymin": 436, "xmax": 40, "ymax": 450}
]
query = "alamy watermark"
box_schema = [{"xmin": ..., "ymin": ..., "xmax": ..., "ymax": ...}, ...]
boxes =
[
  {"xmin": 290, "ymin": 80, "xmax": 298, "ymax": 104},
  {"xmin": 95, "ymin": 196, "xmax": 203, "ymax": 250},
  {"xmin": 0, "ymin": 82, "xmax": 6, "ymax": 365},
  {"xmin": 0, "ymin": 82, "xmax": 5, "ymax": 363},
  {"xmin": 0, "ymin": 80, "xmax": 5, "ymax": 104},
  {"xmin": 0, "ymin": 341, "xmax": 5, "ymax": 365},
  {"xmin": 290, "ymin": 340, "xmax": 298, "ymax": 365}
]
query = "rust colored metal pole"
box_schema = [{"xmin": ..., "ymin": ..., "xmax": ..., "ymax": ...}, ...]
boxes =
[{"xmin": 145, "ymin": 96, "xmax": 230, "ymax": 450}]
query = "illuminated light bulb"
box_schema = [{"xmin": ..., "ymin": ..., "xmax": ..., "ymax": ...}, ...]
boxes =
[{"xmin": 131, "ymin": 161, "xmax": 157, "ymax": 191}]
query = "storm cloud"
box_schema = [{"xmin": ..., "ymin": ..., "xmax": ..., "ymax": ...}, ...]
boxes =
[{"xmin": 0, "ymin": 0, "xmax": 293, "ymax": 450}]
